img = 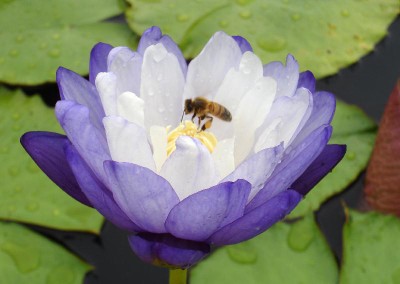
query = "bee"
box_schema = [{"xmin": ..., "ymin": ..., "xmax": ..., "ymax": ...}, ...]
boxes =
[{"xmin": 182, "ymin": 97, "xmax": 232, "ymax": 131}]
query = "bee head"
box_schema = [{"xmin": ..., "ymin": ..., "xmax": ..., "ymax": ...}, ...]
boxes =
[{"xmin": 184, "ymin": 99, "xmax": 193, "ymax": 114}]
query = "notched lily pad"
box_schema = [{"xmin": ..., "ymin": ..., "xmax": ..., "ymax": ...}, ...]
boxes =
[
  {"xmin": 126, "ymin": 0, "xmax": 398, "ymax": 78},
  {"xmin": 0, "ymin": 87, "xmax": 103, "ymax": 232},
  {"xmin": 191, "ymin": 215, "xmax": 338, "ymax": 284},
  {"xmin": 0, "ymin": 222, "xmax": 91, "ymax": 284},
  {"xmin": 0, "ymin": 0, "xmax": 136, "ymax": 85},
  {"xmin": 289, "ymin": 100, "xmax": 377, "ymax": 218},
  {"xmin": 341, "ymin": 209, "xmax": 400, "ymax": 283}
]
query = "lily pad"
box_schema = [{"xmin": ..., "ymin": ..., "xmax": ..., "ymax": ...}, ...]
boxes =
[
  {"xmin": 126, "ymin": 0, "xmax": 398, "ymax": 78},
  {"xmin": 0, "ymin": 87, "xmax": 103, "ymax": 233},
  {"xmin": 0, "ymin": 222, "xmax": 91, "ymax": 284},
  {"xmin": 340, "ymin": 209, "xmax": 400, "ymax": 283},
  {"xmin": 289, "ymin": 100, "xmax": 377, "ymax": 218},
  {"xmin": 0, "ymin": 0, "xmax": 136, "ymax": 85},
  {"xmin": 191, "ymin": 215, "xmax": 338, "ymax": 284}
]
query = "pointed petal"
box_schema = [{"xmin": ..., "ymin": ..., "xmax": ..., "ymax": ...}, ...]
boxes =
[
  {"xmin": 20, "ymin": 131, "xmax": 91, "ymax": 207},
  {"xmin": 165, "ymin": 180, "xmax": 251, "ymax": 242},
  {"xmin": 160, "ymin": 136, "xmax": 217, "ymax": 200},
  {"xmin": 263, "ymin": 54, "xmax": 299, "ymax": 98},
  {"xmin": 184, "ymin": 31, "xmax": 242, "ymax": 100},
  {"xmin": 141, "ymin": 43, "xmax": 185, "ymax": 128},
  {"xmin": 208, "ymin": 190, "xmax": 302, "ymax": 245},
  {"xmin": 103, "ymin": 116, "xmax": 155, "ymax": 171},
  {"xmin": 297, "ymin": 70, "xmax": 316, "ymax": 93},
  {"xmin": 65, "ymin": 143, "xmax": 141, "ymax": 232},
  {"xmin": 138, "ymin": 26, "xmax": 187, "ymax": 75},
  {"xmin": 223, "ymin": 144, "xmax": 283, "ymax": 201},
  {"xmin": 56, "ymin": 67, "xmax": 105, "ymax": 132},
  {"xmin": 55, "ymin": 100, "xmax": 110, "ymax": 183},
  {"xmin": 107, "ymin": 47, "xmax": 142, "ymax": 95},
  {"xmin": 232, "ymin": 36, "xmax": 253, "ymax": 53},
  {"xmin": 104, "ymin": 161, "xmax": 180, "ymax": 233},
  {"xmin": 247, "ymin": 125, "xmax": 332, "ymax": 211},
  {"xmin": 128, "ymin": 233, "xmax": 209, "ymax": 269},
  {"xmin": 292, "ymin": 144, "xmax": 346, "ymax": 195},
  {"xmin": 89, "ymin": 42, "xmax": 113, "ymax": 84}
]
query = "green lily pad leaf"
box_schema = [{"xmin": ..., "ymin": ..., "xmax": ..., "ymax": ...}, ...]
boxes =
[
  {"xmin": 0, "ymin": 0, "xmax": 136, "ymax": 85},
  {"xmin": 0, "ymin": 87, "xmax": 103, "ymax": 233},
  {"xmin": 0, "ymin": 222, "xmax": 91, "ymax": 283},
  {"xmin": 341, "ymin": 209, "xmax": 400, "ymax": 283},
  {"xmin": 289, "ymin": 100, "xmax": 377, "ymax": 218},
  {"xmin": 126, "ymin": 0, "xmax": 398, "ymax": 78},
  {"xmin": 191, "ymin": 215, "xmax": 338, "ymax": 283}
]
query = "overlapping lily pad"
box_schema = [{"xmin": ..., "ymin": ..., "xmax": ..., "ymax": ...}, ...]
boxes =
[
  {"xmin": 290, "ymin": 100, "xmax": 377, "ymax": 218},
  {"xmin": 126, "ymin": 0, "xmax": 398, "ymax": 78},
  {"xmin": 0, "ymin": 87, "xmax": 103, "ymax": 232},
  {"xmin": 0, "ymin": 222, "xmax": 91, "ymax": 283},
  {"xmin": 191, "ymin": 215, "xmax": 338, "ymax": 283},
  {"xmin": 0, "ymin": 0, "xmax": 136, "ymax": 85},
  {"xmin": 340, "ymin": 210, "xmax": 400, "ymax": 283}
]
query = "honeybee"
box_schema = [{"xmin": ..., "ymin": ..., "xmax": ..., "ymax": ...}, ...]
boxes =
[{"xmin": 182, "ymin": 97, "xmax": 232, "ymax": 131}]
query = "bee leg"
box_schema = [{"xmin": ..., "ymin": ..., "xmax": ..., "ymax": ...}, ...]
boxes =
[
  {"xmin": 197, "ymin": 115, "xmax": 205, "ymax": 131},
  {"xmin": 180, "ymin": 110, "xmax": 185, "ymax": 122},
  {"xmin": 191, "ymin": 112, "xmax": 196, "ymax": 123},
  {"xmin": 201, "ymin": 116, "xmax": 213, "ymax": 131}
]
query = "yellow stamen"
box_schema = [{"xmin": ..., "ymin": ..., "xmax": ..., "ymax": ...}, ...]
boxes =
[{"xmin": 166, "ymin": 121, "xmax": 218, "ymax": 156}]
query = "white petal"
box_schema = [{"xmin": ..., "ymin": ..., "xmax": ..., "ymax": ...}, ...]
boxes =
[
  {"xmin": 150, "ymin": 125, "xmax": 167, "ymax": 172},
  {"xmin": 254, "ymin": 88, "xmax": 312, "ymax": 152},
  {"xmin": 117, "ymin": 92, "xmax": 145, "ymax": 127},
  {"xmin": 233, "ymin": 76, "xmax": 277, "ymax": 165},
  {"xmin": 95, "ymin": 72, "xmax": 118, "ymax": 116},
  {"xmin": 141, "ymin": 43, "xmax": 185, "ymax": 129},
  {"xmin": 183, "ymin": 32, "xmax": 242, "ymax": 100},
  {"xmin": 160, "ymin": 136, "xmax": 217, "ymax": 200},
  {"xmin": 108, "ymin": 47, "xmax": 143, "ymax": 95},
  {"xmin": 212, "ymin": 138, "xmax": 235, "ymax": 181},
  {"xmin": 103, "ymin": 116, "xmax": 155, "ymax": 171}
]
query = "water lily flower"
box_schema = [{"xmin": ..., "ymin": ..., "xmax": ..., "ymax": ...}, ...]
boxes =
[{"xmin": 21, "ymin": 27, "xmax": 346, "ymax": 271}]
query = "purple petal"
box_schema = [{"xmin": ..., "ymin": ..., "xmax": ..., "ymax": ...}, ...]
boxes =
[
  {"xmin": 263, "ymin": 54, "xmax": 299, "ymax": 98},
  {"xmin": 129, "ymin": 233, "xmax": 210, "ymax": 269},
  {"xmin": 291, "ymin": 144, "xmax": 346, "ymax": 195},
  {"xmin": 56, "ymin": 67, "xmax": 105, "ymax": 132},
  {"xmin": 64, "ymin": 142, "xmax": 142, "ymax": 232},
  {"xmin": 232, "ymin": 36, "xmax": 253, "ymax": 53},
  {"xmin": 89, "ymin": 42, "xmax": 113, "ymax": 84},
  {"xmin": 292, "ymin": 91, "xmax": 336, "ymax": 147},
  {"xmin": 104, "ymin": 161, "xmax": 180, "ymax": 234},
  {"xmin": 138, "ymin": 26, "xmax": 187, "ymax": 74},
  {"xmin": 297, "ymin": 71, "xmax": 316, "ymax": 93},
  {"xmin": 208, "ymin": 190, "xmax": 302, "ymax": 246},
  {"xmin": 55, "ymin": 100, "xmax": 110, "ymax": 184},
  {"xmin": 20, "ymin": 131, "xmax": 91, "ymax": 207},
  {"xmin": 165, "ymin": 180, "xmax": 251, "ymax": 242},
  {"xmin": 247, "ymin": 125, "xmax": 332, "ymax": 212}
]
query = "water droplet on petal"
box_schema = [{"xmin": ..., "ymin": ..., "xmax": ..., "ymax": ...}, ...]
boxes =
[
  {"xmin": 0, "ymin": 241, "xmax": 40, "ymax": 273},
  {"xmin": 239, "ymin": 10, "xmax": 252, "ymax": 19},
  {"xmin": 9, "ymin": 49, "xmax": 19, "ymax": 57},
  {"xmin": 176, "ymin": 13, "xmax": 189, "ymax": 22},
  {"xmin": 257, "ymin": 37, "xmax": 287, "ymax": 52},
  {"xmin": 156, "ymin": 73, "xmax": 163, "ymax": 81},
  {"xmin": 158, "ymin": 106, "xmax": 166, "ymax": 113},
  {"xmin": 287, "ymin": 218, "xmax": 315, "ymax": 252},
  {"xmin": 47, "ymin": 266, "xmax": 75, "ymax": 284},
  {"xmin": 346, "ymin": 151, "xmax": 356, "ymax": 160},
  {"xmin": 148, "ymin": 90, "xmax": 155, "ymax": 97},
  {"xmin": 48, "ymin": 48, "xmax": 60, "ymax": 58},
  {"xmin": 227, "ymin": 243, "xmax": 257, "ymax": 264}
]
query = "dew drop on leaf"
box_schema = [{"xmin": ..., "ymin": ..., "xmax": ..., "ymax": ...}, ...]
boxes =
[{"xmin": 0, "ymin": 241, "xmax": 40, "ymax": 273}]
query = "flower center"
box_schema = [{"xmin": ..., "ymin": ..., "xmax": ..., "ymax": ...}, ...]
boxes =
[{"xmin": 166, "ymin": 121, "xmax": 218, "ymax": 156}]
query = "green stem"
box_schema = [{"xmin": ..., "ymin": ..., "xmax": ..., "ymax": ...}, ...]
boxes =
[{"xmin": 169, "ymin": 269, "xmax": 187, "ymax": 284}]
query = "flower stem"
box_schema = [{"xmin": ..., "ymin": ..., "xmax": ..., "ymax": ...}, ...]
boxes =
[{"xmin": 169, "ymin": 269, "xmax": 187, "ymax": 284}]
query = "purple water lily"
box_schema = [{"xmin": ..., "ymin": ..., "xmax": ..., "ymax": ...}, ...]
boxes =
[{"xmin": 21, "ymin": 27, "xmax": 345, "ymax": 269}]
